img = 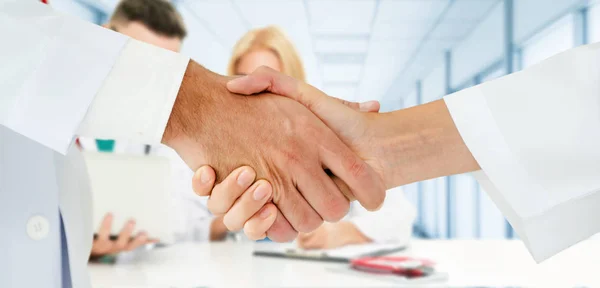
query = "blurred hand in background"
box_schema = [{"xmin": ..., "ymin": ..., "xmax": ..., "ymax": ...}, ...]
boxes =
[
  {"xmin": 90, "ymin": 213, "xmax": 157, "ymax": 258},
  {"xmin": 297, "ymin": 222, "xmax": 371, "ymax": 250}
]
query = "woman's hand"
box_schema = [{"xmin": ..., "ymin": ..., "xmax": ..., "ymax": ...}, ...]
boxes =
[
  {"xmin": 297, "ymin": 222, "xmax": 371, "ymax": 250},
  {"xmin": 90, "ymin": 213, "xmax": 157, "ymax": 259}
]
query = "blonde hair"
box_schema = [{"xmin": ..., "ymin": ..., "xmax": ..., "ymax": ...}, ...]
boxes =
[{"xmin": 228, "ymin": 26, "xmax": 306, "ymax": 82}]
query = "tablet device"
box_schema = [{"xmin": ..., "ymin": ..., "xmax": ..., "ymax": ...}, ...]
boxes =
[{"xmin": 83, "ymin": 152, "xmax": 174, "ymax": 243}]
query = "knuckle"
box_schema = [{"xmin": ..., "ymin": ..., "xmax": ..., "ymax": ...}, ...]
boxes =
[
  {"xmin": 347, "ymin": 158, "xmax": 368, "ymax": 179},
  {"xmin": 323, "ymin": 198, "xmax": 350, "ymax": 222},
  {"xmin": 296, "ymin": 213, "xmax": 323, "ymax": 233},
  {"xmin": 282, "ymin": 148, "xmax": 302, "ymax": 167}
]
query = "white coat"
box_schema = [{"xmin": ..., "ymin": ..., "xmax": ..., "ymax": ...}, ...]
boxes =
[{"xmin": 444, "ymin": 42, "xmax": 600, "ymax": 262}]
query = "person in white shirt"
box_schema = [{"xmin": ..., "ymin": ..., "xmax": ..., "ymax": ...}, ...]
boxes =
[
  {"xmin": 1, "ymin": 1, "xmax": 385, "ymax": 287},
  {"xmin": 194, "ymin": 43, "xmax": 600, "ymax": 262},
  {"xmin": 227, "ymin": 26, "xmax": 415, "ymax": 248},
  {"xmin": 78, "ymin": 0, "xmax": 229, "ymax": 260}
]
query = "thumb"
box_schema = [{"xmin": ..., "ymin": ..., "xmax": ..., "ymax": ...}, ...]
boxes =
[
  {"xmin": 192, "ymin": 166, "xmax": 216, "ymax": 196},
  {"xmin": 227, "ymin": 66, "xmax": 380, "ymax": 113},
  {"xmin": 227, "ymin": 66, "xmax": 304, "ymax": 101}
]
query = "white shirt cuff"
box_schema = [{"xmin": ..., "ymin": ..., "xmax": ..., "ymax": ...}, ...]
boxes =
[{"xmin": 77, "ymin": 39, "xmax": 189, "ymax": 144}]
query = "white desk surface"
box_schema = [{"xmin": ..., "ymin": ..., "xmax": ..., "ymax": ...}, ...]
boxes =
[{"xmin": 89, "ymin": 239, "xmax": 600, "ymax": 287}]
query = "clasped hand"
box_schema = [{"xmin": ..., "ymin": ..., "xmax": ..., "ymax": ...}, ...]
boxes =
[{"xmin": 170, "ymin": 66, "xmax": 394, "ymax": 241}]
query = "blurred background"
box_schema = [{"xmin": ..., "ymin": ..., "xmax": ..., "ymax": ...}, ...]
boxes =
[{"xmin": 51, "ymin": 0, "xmax": 599, "ymax": 240}]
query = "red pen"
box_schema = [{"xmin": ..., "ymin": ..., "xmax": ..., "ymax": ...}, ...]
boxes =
[{"xmin": 351, "ymin": 256, "xmax": 436, "ymax": 278}]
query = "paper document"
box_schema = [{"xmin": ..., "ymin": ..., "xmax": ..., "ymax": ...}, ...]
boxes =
[{"xmin": 253, "ymin": 242, "xmax": 406, "ymax": 262}]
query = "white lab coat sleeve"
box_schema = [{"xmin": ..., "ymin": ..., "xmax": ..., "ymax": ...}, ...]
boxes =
[
  {"xmin": 0, "ymin": 1, "xmax": 189, "ymax": 155},
  {"xmin": 348, "ymin": 187, "xmax": 416, "ymax": 244},
  {"xmin": 444, "ymin": 43, "xmax": 600, "ymax": 262}
]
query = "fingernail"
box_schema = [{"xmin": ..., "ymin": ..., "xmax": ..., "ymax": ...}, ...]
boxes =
[
  {"xmin": 259, "ymin": 206, "xmax": 272, "ymax": 219},
  {"xmin": 359, "ymin": 101, "xmax": 374, "ymax": 111},
  {"xmin": 129, "ymin": 220, "xmax": 136, "ymax": 227},
  {"xmin": 253, "ymin": 184, "xmax": 270, "ymax": 201},
  {"xmin": 230, "ymin": 76, "xmax": 247, "ymax": 84},
  {"xmin": 227, "ymin": 77, "xmax": 244, "ymax": 89},
  {"xmin": 237, "ymin": 169, "xmax": 253, "ymax": 187},
  {"xmin": 200, "ymin": 167, "xmax": 211, "ymax": 184}
]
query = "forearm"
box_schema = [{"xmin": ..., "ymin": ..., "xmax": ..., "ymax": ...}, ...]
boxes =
[
  {"xmin": 377, "ymin": 99, "xmax": 480, "ymax": 188},
  {"xmin": 161, "ymin": 61, "xmax": 226, "ymax": 171}
]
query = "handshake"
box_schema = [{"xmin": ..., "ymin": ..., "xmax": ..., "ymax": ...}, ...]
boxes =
[{"xmin": 162, "ymin": 61, "xmax": 476, "ymax": 241}]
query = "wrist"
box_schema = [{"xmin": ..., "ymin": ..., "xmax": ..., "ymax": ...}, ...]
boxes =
[
  {"xmin": 163, "ymin": 61, "xmax": 206, "ymax": 146},
  {"xmin": 376, "ymin": 99, "xmax": 479, "ymax": 188},
  {"xmin": 161, "ymin": 61, "xmax": 229, "ymax": 170}
]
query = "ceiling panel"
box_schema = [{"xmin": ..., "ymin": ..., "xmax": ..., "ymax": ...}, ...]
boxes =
[
  {"xmin": 76, "ymin": 0, "xmax": 118, "ymax": 13},
  {"xmin": 322, "ymin": 64, "xmax": 363, "ymax": 83},
  {"xmin": 356, "ymin": 41, "xmax": 413, "ymax": 102},
  {"xmin": 377, "ymin": 0, "xmax": 449, "ymax": 22},
  {"xmin": 314, "ymin": 38, "xmax": 369, "ymax": 54},
  {"xmin": 308, "ymin": 0, "xmax": 377, "ymax": 35},
  {"xmin": 371, "ymin": 19, "xmax": 432, "ymax": 40},
  {"xmin": 234, "ymin": 0, "xmax": 322, "ymax": 88},
  {"xmin": 444, "ymin": 0, "xmax": 500, "ymax": 21},
  {"xmin": 363, "ymin": 0, "xmax": 498, "ymax": 102},
  {"xmin": 178, "ymin": 6, "xmax": 230, "ymax": 74},
  {"xmin": 429, "ymin": 20, "xmax": 476, "ymax": 40},
  {"xmin": 185, "ymin": 0, "xmax": 248, "ymax": 48},
  {"xmin": 371, "ymin": 0, "xmax": 449, "ymax": 41},
  {"xmin": 382, "ymin": 45, "xmax": 445, "ymax": 103},
  {"xmin": 423, "ymin": 39, "xmax": 457, "ymax": 51}
]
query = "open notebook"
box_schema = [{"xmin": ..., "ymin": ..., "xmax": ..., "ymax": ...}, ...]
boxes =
[{"xmin": 253, "ymin": 242, "xmax": 406, "ymax": 263}]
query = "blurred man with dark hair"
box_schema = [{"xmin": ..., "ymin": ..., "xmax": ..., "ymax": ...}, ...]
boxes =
[
  {"xmin": 81, "ymin": 0, "xmax": 229, "ymax": 260},
  {"xmin": 107, "ymin": 0, "xmax": 186, "ymax": 52}
]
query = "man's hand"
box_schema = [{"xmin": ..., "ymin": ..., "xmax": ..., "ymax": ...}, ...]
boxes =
[
  {"xmin": 190, "ymin": 99, "xmax": 381, "ymax": 241},
  {"xmin": 90, "ymin": 213, "xmax": 157, "ymax": 259},
  {"xmin": 162, "ymin": 62, "xmax": 386, "ymax": 241}
]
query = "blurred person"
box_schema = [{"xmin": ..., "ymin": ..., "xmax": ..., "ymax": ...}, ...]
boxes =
[
  {"xmin": 226, "ymin": 26, "xmax": 416, "ymax": 249},
  {"xmin": 79, "ymin": 0, "xmax": 229, "ymax": 260}
]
